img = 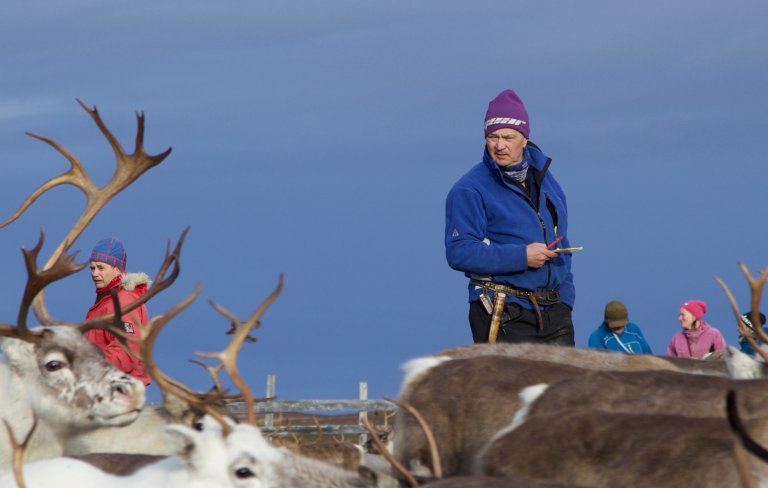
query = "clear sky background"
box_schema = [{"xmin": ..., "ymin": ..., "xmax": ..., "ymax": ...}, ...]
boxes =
[{"xmin": 1, "ymin": 1, "xmax": 767, "ymax": 403}]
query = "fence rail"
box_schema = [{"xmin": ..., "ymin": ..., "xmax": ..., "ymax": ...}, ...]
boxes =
[{"xmin": 225, "ymin": 374, "xmax": 396, "ymax": 442}]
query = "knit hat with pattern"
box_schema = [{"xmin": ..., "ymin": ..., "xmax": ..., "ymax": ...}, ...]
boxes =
[{"xmin": 90, "ymin": 237, "xmax": 127, "ymax": 272}]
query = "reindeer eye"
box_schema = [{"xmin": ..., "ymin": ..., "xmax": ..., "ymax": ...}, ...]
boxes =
[
  {"xmin": 45, "ymin": 360, "xmax": 66, "ymax": 372},
  {"xmin": 235, "ymin": 467, "xmax": 255, "ymax": 479},
  {"xmin": 192, "ymin": 421, "xmax": 205, "ymax": 431}
]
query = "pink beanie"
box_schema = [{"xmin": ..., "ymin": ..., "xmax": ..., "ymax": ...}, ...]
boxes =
[
  {"xmin": 484, "ymin": 89, "xmax": 530, "ymax": 139},
  {"xmin": 681, "ymin": 300, "xmax": 707, "ymax": 321}
]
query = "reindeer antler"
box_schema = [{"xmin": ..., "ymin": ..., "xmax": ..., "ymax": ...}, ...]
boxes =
[
  {"xmin": 0, "ymin": 99, "xmax": 172, "ymax": 327},
  {"xmin": 131, "ymin": 282, "xmax": 243, "ymax": 430},
  {"xmin": 3, "ymin": 416, "xmax": 37, "ymax": 488},
  {"xmin": 198, "ymin": 274, "xmax": 285, "ymax": 425},
  {"xmin": 715, "ymin": 263, "xmax": 768, "ymax": 363}
]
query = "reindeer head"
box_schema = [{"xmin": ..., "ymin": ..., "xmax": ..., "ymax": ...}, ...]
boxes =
[{"xmin": 2, "ymin": 327, "xmax": 145, "ymax": 432}]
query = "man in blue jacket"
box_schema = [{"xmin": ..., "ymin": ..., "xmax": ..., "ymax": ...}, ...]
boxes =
[
  {"xmin": 445, "ymin": 89, "xmax": 575, "ymax": 345},
  {"xmin": 588, "ymin": 300, "xmax": 652, "ymax": 354}
]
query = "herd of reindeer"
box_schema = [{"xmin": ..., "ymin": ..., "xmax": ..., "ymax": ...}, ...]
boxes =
[{"xmin": 2, "ymin": 100, "xmax": 768, "ymax": 487}]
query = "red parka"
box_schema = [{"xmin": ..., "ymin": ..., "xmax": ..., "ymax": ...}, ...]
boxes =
[{"xmin": 85, "ymin": 272, "xmax": 151, "ymax": 385}]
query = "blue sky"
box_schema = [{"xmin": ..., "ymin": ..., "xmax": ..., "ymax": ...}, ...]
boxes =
[{"xmin": 1, "ymin": 0, "xmax": 767, "ymax": 403}]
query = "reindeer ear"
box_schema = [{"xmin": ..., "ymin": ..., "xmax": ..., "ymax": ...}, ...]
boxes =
[
  {"xmin": 0, "ymin": 337, "xmax": 35, "ymax": 366},
  {"xmin": 163, "ymin": 425, "xmax": 205, "ymax": 465}
]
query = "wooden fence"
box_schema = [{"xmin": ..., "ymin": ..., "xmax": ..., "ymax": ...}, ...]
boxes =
[{"xmin": 225, "ymin": 374, "xmax": 397, "ymax": 444}]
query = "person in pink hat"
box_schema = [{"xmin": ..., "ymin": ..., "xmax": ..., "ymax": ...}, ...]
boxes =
[{"xmin": 666, "ymin": 299, "xmax": 726, "ymax": 359}]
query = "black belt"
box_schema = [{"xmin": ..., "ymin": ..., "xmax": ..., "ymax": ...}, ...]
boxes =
[
  {"xmin": 470, "ymin": 280, "xmax": 560, "ymax": 306},
  {"xmin": 470, "ymin": 279, "xmax": 560, "ymax": 333}
]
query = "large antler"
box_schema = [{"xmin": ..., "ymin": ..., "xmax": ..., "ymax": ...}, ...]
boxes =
[
  {"xmin": 715, "ymin": 263, "xmax": 768, "ymax": 363},
  {"xmin": 0, "ymin": 99, "xmax": 172, "ymax": 326}
]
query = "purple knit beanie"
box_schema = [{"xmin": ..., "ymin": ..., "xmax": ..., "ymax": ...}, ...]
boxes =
[
  {"xmin": 484, "ymin": 89, "xmax": 530, "ymax": 139},
  {"xmin": 90, "ymin": 237, "xmax": 127, "ymax": 273}
]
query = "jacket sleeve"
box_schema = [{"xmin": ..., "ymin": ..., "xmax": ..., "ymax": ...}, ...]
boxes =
[
  {"xmin": 445, "ymin": 186, "xmax": 528, "ymax": 275},
  {"xmin": 587, "ymin": 328, "xmax": 604, "ymax": 349},
  {"xmin": 110, "ymin": 295, "xmax": 147, "ymax": 374}
]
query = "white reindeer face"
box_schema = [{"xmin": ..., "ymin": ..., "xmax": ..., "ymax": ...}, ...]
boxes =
[
  {"xmin": 181, "ymin": 419, "xmax": 286, "ymax": 487},
  {"xmin": 3, "ymin": 326, "xmax": 145, "ymax": 431},
  {"xmin": 160, "ymin": 424, "xmax": 265, "ymax": 488}
]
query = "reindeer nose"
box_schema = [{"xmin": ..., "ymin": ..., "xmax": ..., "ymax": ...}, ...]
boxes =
[{"xmin": 111, "ymin": 376, "xmax": 146, "ymax": 407}]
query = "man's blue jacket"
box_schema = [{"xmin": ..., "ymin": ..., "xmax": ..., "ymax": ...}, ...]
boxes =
[
  {"xmin": 588, "ymin": 322, "xmax": 653, "ymax": 354},
  {"xmin": 445, "ymin": 143, "xmax": 575, "ymax": 310}
]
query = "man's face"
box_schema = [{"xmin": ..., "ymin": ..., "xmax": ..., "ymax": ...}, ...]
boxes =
[
  {"xmin": 485, "ymin": 128, "xmax": 527, "ymax": 167},
  {"xmin": 608, "ymin": 324, "xmax": 626, "ymax": 334},
  {"xmin": 90, "ymin": 261, "xmax": 121, "ymax": 289}
]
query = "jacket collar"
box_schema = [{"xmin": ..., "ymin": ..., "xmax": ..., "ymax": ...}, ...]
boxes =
[{"xmin": 482, "ymin": 142, "xmax": 552, "ymax": 196}]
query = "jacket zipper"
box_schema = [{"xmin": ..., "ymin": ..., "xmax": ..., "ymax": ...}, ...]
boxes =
[{"xmin": 538, "ymin": 214, "xmax": 551, "ymax": 287}]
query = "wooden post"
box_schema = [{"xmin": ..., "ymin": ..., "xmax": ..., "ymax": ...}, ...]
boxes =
[
  {"xmin": 358, "ymin": 381, "xmax": 368, "ymax": 445},
  {"xmin": 265, "ymin": 373, "xmax": 276, "ymax": 431}
]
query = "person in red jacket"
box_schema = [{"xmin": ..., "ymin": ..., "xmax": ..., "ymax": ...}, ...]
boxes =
[{"xmin": 85, "ymin": 237, "xmax": 151, "ymax": 385}]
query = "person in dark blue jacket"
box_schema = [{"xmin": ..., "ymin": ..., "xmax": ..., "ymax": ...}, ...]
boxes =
[
  {"xmin": 588, "ymin": 300, "xmax": 652, "ymax": 354},
  {"xmin": 738, "ymin": 311, "xmax": 768, "ymax": 356},
  {"xmin": 445, "ymin": 89, "xmax": 575, "ymax": 345}
]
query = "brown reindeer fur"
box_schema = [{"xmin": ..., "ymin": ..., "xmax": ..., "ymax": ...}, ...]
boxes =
[
  {"xmin": 522, "ymin": 369, "xmax": 768, "ymax": 421},
  {"xmin": 479, "ymin": 410, "xmax": 767, "ymax": 488},
  {"xmin": 66, "ymin": 453, "xmax": 165, "ymax": 475},
  {"xmin": 394, "ymin": 355, "xmax": 586, "ymax": 477},
  {"xmin": 662, "ymin": 352, "xmax": 729, "ymax": 375},
  {"xmin": 285, "ymin": 441, "xmax": 363, "ymax": 471},
  {"xmin": 394, "ymin": 343, "xmax": 734, "ymax": 479},
  {"xmin": 434, "ymin": 342, "xmax": 722, "ymax": 374},
  {"xmin": 422, "ymin": 475, "xmax": 586, "ymax": 487}
]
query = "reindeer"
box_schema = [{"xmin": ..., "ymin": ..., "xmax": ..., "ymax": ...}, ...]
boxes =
[
  {"xmin": 1, "ymin": 421, "xmax": 275, "ymax": 488},
  {"xmin": 393, "ymin": 354, "xmax": 590, "ymax": 478},
  {"xmin": 0, "ymin": 100, "xmax": 192, "ymax": 466},
  {"xmin": 392, "ymin": 339, "xmax": 732, "ymax": 478}
]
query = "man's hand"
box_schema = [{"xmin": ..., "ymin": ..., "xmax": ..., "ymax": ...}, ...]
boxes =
[{"xmin": 526, "ymin": 243, "xmax": 558, "ymax": 268}]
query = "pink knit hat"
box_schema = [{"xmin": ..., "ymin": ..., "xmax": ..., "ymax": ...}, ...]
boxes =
[{"xmin": 681, "ymin": 300, "xmax": 707, "ymax": 321}]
